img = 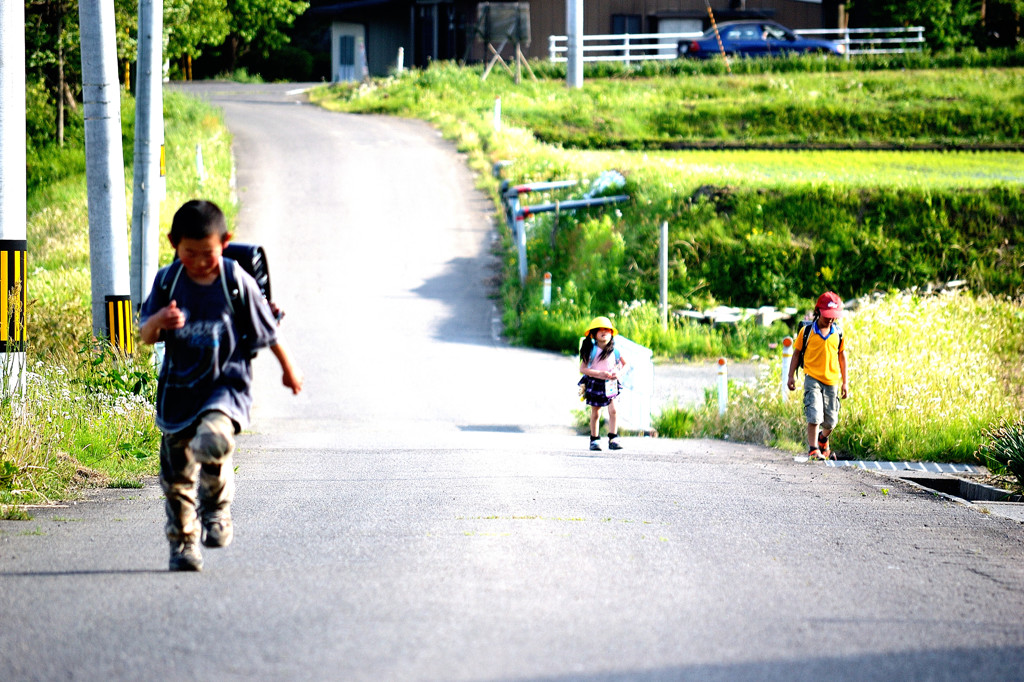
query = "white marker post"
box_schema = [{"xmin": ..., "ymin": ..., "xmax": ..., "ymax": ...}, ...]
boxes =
[
  {"xmin": 717, "ymin": 357, "xmax": 728, "ymax": 415},
  {"xmin": 195, "ymin": 143, "xmax": 206, "ymax": 187},
  {"xmin": 542, "ymin": 272, "xmax": 551, "ymax": 307},
  {"xmin": 660, "ymin": 220, "xmax": 668, "ymax": 329},
  {"xmin": 781, "ymin": 336, "xmax": 793, "ymax": 401}
]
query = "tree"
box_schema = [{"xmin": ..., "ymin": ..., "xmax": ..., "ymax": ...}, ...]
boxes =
[
  {"xmin": 165, "ymin": 0, "xmax": 230, "ymax": 77},
  {"xmin": 892, "ymin": 0, "xmax": 977, "ymax": 50},
  {"xmin": 25, "ymin": 0, "xmax": 79, "ymax": 145},
  {"xmin": 848, "ymin": 0, "xmax": 1023, "ymax": 50},
  {"xmin": 223, "ymin": 0, "xmax": 307, "ymax": 71}
]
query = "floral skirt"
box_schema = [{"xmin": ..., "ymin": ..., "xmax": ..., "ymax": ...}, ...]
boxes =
[{"xmin": 579, "ymin": 376, "xmax": 620, "ymax": 408}]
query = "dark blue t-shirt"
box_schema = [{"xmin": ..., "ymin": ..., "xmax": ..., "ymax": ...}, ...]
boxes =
[{"xmin": 140, "ymin": 259, "xmax": 278, "ymax": 434}]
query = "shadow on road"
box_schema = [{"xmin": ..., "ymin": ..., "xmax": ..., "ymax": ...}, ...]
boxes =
[
  {"xmin": 412, "ymin": 255, "xmax": 502, "ymax": 348},
  {"xmin": 514, "ymin": 644, "xmax": 1024, "ymax": 681}
]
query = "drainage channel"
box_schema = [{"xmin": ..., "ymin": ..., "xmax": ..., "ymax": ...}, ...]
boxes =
[{"xmin": 823, "ymin": 460, "xmax": 1024, "ymax": 523}]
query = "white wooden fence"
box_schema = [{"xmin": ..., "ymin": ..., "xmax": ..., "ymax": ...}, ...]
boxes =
[{"xmin": 547, "ymin": 26, "xmax": 926, "ymax": 64}]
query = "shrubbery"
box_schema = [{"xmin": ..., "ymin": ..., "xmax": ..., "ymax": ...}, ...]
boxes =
[{"xmin": 653, "ymin": 292, "xmax": 1024, "ymax": 463}]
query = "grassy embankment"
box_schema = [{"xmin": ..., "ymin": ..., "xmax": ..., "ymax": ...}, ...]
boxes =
[
  {"xmin": 0, "ymin": 91, "xmax": 234, "ymax": 517},
  {"xmin": 311, "ymin": 61, "xmax": 1024, "ymax": 468}
]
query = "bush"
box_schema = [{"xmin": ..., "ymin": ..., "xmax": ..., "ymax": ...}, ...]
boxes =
[{"xmin": 976, "ymin": 420, "xmax": 1024, "ymax": 494}]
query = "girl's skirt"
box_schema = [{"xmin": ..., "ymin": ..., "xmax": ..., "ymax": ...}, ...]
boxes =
[{"xmin": 579, "ymin": 376, "xmax": 620, "ymax": 408}]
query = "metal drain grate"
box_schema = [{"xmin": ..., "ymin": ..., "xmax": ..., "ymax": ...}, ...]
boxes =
[{"xmin": 825, "ymin": 460, "xmax": 985, "ymax": 474}]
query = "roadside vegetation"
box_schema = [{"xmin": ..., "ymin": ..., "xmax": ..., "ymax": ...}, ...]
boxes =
[
  {"xmin": 652, "ymin": 292, "xmax": 1024, "ymax": 465},
  {"xmin": 1, "ymin": 91, "xmax": 235, "ymax": 517},
  {"xmin": 311, "ymin": 58, "xmax": 1024, "ymax": 475},
  {"xmin": 5, "ymin": 52, "xmax": 1023, "ymax": 513}
]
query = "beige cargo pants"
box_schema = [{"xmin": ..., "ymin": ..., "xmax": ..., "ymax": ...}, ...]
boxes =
[{"xmin": 159, "ymin": 411, "xmax": 236, "ymax": 543}]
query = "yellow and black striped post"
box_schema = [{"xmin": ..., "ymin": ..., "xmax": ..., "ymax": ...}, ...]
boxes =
[
  {"xmin": 0, "ymin": 239, "xmax": 26, "ymax": 353},
  {"xmin": 104, "ymin": 294, "xmax": 134, "ymax": 355}
]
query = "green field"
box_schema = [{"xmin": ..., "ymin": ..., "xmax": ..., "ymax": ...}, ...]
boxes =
[{"xmin": 564, "ymin": 148, "xmax": 1024, "ymax": 188}]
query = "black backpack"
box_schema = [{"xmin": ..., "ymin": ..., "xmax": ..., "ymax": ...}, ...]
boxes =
[
  {"xmin": 793, "ymin": 321, "xmax": 843, "ymax": 373},
  {"xmin": 158, "ymin": 243, "xmax": 280, "ymax": 357}
]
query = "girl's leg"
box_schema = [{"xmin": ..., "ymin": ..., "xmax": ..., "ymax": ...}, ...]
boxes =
[
  {"xmin": 588, "ymin": 406, "xmax": 603, "ymax": 450},
  {"xmin": 606, "ymin": 400, "xmax": 623, "ymax": 450}
]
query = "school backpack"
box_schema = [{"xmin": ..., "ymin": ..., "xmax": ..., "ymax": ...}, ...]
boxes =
[
  {"xmin": 158, "ymin": 242, "xmax": 280, "ymax": 357},
  {"xmin": 793, "ymin": 321, "xmax": 843, "ymax": 373}
]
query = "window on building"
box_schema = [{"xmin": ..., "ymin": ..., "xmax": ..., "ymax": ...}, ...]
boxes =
[{"xmin": 611, "ymin": 14, "xmax": 642, "ymax": 34}]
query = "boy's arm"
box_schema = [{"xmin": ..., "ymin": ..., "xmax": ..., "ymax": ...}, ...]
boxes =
[
  {"xmin": 270, "ymin": 340, "xmax": 303, "ymax": 395},
  {"xmin": 786, "ymin": 336, "xmax": 802, "ymax": 390},
  {"xmin": 839, "ymin": 348, "xmax": 849, "ymax": 399},
  {"xmin": 140, "ymin": 300, "xmax": 184, "ymax": 345}
]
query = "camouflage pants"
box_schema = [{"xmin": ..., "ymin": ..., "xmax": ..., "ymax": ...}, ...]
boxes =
[{"xmin": 159, "ymin": 411, "xmax": 236, "ymax": 543}]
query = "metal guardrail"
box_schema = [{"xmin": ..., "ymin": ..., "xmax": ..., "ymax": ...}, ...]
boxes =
[{"xmin": 548, "ymin": 26, "xmax": 926, "ymax": 64}]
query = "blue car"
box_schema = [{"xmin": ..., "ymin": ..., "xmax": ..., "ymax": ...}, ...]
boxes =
[{"xmin": 678, "ymin": 21, "xmax": 845, "ymax": 59}]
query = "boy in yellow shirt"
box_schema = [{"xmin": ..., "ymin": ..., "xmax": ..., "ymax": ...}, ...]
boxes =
[{"xmin": 787, "ymin": 292, "xmax": 849, "ymax": 460}]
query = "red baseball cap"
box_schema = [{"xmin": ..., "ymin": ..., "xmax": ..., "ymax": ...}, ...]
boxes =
[{"xmin": 816, "ymin": 292, "xmax": 843, "ymax": 318}]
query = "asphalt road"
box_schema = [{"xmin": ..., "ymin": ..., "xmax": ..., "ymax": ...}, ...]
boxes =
[{"xmin": 2, "ymin": 83, "xmax": 1023, "ymax": 682}]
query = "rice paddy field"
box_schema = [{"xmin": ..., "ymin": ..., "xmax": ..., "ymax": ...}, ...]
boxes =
[{"xmin": 565, "ymin": 148, "xmax": 1024, "ymax": 189}]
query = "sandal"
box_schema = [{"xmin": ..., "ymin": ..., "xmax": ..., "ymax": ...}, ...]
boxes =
[{"xmin": 817, "ymin": 433, "xmax": 834, "ymax": 460}]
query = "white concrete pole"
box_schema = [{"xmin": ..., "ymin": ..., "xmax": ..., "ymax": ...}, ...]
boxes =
[
  {"xmin": 0, "ymin": 0, "xmax": 28, "ymax": 396},
  {"xmin": 542, "ymin": 272, "xmax": 551, "ymax": 307},
  {"xmin": 566, "ymin": 0, "xmax": 583, "ymax": 88},
  {"xmin": 130, "ymin": 0, "xmax": 164, "ymax": 312},
  {"xmin": 80, "ymin": 0, "xmax": 133, "ymax": 347},
  {"xmin": 660, "ymin": 220, "xmax": 668, "ymax": 329}
]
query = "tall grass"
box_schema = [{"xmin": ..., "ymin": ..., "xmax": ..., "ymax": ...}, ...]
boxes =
[
  {"xmin": 1, "ymin": 90, "xmax": 235, "ymax": 515},
  {"xmin": 655, "ymin": 292, "xmax": 1024, "ymax": 463}
]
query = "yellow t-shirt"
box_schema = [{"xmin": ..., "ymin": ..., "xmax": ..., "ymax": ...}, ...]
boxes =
[{"xmin": 795, "ymin": 322, "xmax": 845, "ymax": 386}]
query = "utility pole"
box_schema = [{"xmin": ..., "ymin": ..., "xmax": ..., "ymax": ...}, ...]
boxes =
[
  {"xmin": 79, "ymin": 0, "xmax": 134, "ymax": 352},
  {"xmin": 0, "ymin": 0, "xmax": 28, "ymax": 397},
  {"xmin": 130, "ymin": 0, "xmax": 164, "ymax": 312},
  {"xmin": 566, "ymin": 0, "xmax": 583, "ymax": 88}
]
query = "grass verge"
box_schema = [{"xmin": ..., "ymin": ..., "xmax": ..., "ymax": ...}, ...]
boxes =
[
  {"xmin": 0, "ymin": 89, "xmax": 235, "ymax": 514},
  {"xmin": 653, "ymin": 292, "xmax": 1024, "ymax": 464}
]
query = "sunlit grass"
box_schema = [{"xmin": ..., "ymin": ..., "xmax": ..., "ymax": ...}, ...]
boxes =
[
  {"xmin": 0, "ymin": 348, "xmax": 160, "ymax": 506},
  {"xmin": 564, "ymin": 148, "xmax": 1024, "ymax": 190},
  {"xmin": 657, "ymin": 292, "xmax": 1024, "ymax": 463}
]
